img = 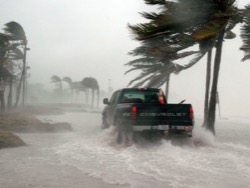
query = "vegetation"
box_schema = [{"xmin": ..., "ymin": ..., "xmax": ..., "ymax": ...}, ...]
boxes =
[
  {"xmin": 52, "ymin": 76, "xmax": 100, "ymax": 108},
  {"xmin": 0, "ymin": 21, "xmax": 30, "ymax": 112},
  {"xmin": 82, "ymin": 77, "xmax": 100, "ymax": 108},
  {"xmin": 127, "ymin": 0, "xmax": 250, "ymax": 134},
  {"xmin": 50, "ymin": 75, "xmax": 63, "ymax": 101}
]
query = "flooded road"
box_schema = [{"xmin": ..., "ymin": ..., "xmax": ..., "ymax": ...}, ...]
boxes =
[{"xmin": 1, "ymin": 111, "xmax": 250, "ymax": 188}]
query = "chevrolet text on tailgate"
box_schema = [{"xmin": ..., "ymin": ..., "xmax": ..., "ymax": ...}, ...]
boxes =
[{"xmin": 102, "ymin": 88, "xmax": 194, "ymax": 144}]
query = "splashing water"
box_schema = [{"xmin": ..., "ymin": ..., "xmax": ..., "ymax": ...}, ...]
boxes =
[{"xmin": 38, "ymin": 112, "xmax": 250, "ymax": 188}]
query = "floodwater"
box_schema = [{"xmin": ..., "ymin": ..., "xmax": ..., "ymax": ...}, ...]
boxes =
[{"xmin": 0, "ymin": 111, "xmax": 250, "ymax": 188}]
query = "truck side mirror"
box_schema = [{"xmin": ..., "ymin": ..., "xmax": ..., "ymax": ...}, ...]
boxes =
[{"xmin": 103, "ymin": 98, "xmax": 110, "ymax": 105}]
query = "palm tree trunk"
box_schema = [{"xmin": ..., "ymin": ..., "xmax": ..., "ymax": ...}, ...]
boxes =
[
  {"xmin": 203, "ymin": 50, "xmax": 212, "ymax": 127},
  {"xmin": 97, "ymin": 90, "xmax": 100, "ymax": 108},
  {"xmin": 7, "ymin": 76, "xmax": 13, "ymax": 111},
  {"xmin": 165, "ymin": 74, "xmax": 170, "ymax": 103},
  {"xmin": 14, "ymin": 73, "xmax": 24, "ymax": 108},
  {"xmin": 22, "ymin": 45, "xmax": 27, "ymax": 106},
  {"xmin": 91, "ymin": 89, "xmax": 94, "ymax": 108},
  {"xmin": 0, "ymin": 90, "xmax": 5, "ymax": 112},
  {"xmin": 85, "ymin": 89, "xmax": 89, "ymax": 106},
  {"xmin": 207, "ymin": 31, "xmax": 225, "ymax": 135}
]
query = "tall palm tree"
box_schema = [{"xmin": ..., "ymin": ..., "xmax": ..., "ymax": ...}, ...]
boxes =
[
  {"xmin": 3, "ymin": 21, "xmax": 29, "ymax": 107},
  {"xmin": 128, "ymin": 0, "xmax": 250, "ymax": 134},
  {"xmin": 50, "ymin": 75, "xmax": 63, "ymax": 101},
  {"xmin": 62, "ymin": 77, "xmax": 74, "ymax": 101},
  {"xmin": 51, "ymin": 75, "xmax": 62, "ymax": 89},
  {"xmin": 82, "ymin": 77, "xmax": 99, "ymax": 108},
  {"xmin": 63, "ymin": 77, "xmax": 87, "ymax": 103},
  {"xmin": 0, "ymin": 32, "xmax": 23, "ymax": 111}
]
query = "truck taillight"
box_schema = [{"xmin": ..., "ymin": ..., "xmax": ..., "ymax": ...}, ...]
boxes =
[
  {"xmin": 184, "ymin": 126, "xmax": 192, "ymax": 131},
  {"xmin": 190, "ymin": 106, "xmax": 194, "ymax": 120},
  {"xmin": 131, "ymin": 106, "xmax": 137, "ymax": 120},
  {"xmin": 159, "ymin": 89, "xmax": 165, "ymax": 104}
]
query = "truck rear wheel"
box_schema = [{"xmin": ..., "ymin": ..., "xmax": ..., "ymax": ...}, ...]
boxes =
[{"xmin": 116, "ymin": 119, "xmax": 134, "ymax": 146}]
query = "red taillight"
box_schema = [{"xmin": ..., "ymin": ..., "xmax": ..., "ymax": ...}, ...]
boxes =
[
  {"xmin": 184, "ymin": 126, "xmax": 192, "ymax": 131},
  {"xmin": 189, "ymin": 106, "xmax": 194, "ymax": 120},
  {"xmin": 131, "ymin": 106, "xmax": 137, "ymax": 120},
  {"xmin": 159, "ymin": 89, "xmax": 165, "ymax": 104}
]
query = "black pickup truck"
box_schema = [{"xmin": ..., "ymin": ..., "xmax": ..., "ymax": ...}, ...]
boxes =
[{"xmin": 102, "ymin": 88, "xmax": 194, "ymax": 144}]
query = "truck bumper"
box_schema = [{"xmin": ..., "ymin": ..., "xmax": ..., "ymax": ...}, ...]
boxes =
[
  {"xmin": 133, "ymin": 125, "xmax": 193, "ymax": 137},
  {"xmin": 133, "ymin": 125, "xmax": 192, "ymax": 131}
]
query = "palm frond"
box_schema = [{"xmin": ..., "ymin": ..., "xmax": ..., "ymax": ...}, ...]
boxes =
[
  {"xmin": 176, "ymin": 51, "xmax": 207, "ymax": 74},
  {"xmin": 193, "ymin": 17, "xmax": 229, "ymax": 40},
  {"xmin": 125, "ymin": 57, "xmax": 157, "ymax": 66},
  {"xmin": 127, "ymin": 71, "xmax": 152, "ymax": 86},
  {"xmin": 240, "ymin": 5, "xmax": 250, "ymax": 61},
  {"xmin": 3, "ymin": 21, "xmax": 27, "ymax": 43},
  {"xmin": 62, "ymin": 77, "xmax": 72, "ymax": 83},
  {"xmin": 10, "ymin": 48, "xmax": 23, "ymax": 60},
  {"xmin": 143, "ymin": 0, "xmax": 166, "ymax": 5},
  {"xmin": 146, "ymin": 73, "xmax": 169, "ymax": 88},
  {"xmin": 131, "ymin": 75, "xmax": 153, "ymax": 88},
  {"xmin": 50, "ymin": 75, "xmax": 61, "ymax": 83}
]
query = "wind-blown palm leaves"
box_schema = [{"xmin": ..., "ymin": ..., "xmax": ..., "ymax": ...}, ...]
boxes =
[
  {"xmin": 126, "ymin": 36, "xmax": 199, "ymax": 88},
  {"xmin": 127, "ymin": 0, "xmax": 250, "ymax": 134},
  {"xmin": 50, "ymin": 75, "xmax": 63, "ymax": 102},
  {"xmin": 128, "ymin": 0, "xmax": 240, "ymax": 73},
  {"xmin": 3, "ymin": 21, "xmax": 27, "ymax": 44},
  {"xmin": 2, "ymin": 21, "xmax": 29, "ymax": 107},
  {"xmin": 240, "ymin": 5, "xmax": 250, "ymax": 61},
  {"xmin": 50, "ymin": 75, "xmax": 62, "ymax": 89},
  {"xmin": 0, "ymin": 28, "xmax": 25, "ymax": 111}
]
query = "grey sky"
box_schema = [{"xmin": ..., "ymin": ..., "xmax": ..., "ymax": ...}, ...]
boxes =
[{"xmin": 0, "ymin": 0, "xmax": 250, "ymax": 117}]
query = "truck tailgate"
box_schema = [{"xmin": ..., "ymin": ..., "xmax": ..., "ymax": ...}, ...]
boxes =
[{"xmin": 132, "ymin": 103, "xmax": 193, "ymax": 126}]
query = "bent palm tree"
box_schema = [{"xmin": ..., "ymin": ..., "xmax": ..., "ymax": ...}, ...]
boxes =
[
  {"xmin": 63, "ymin": 77, "xmax": 87, "ymax": 103},
  {"xmin": 82, "ymin": 77, "xmax": 99, "ymax": 108},
  {"xmin": 50, "ymin": 75, "xmax": 63, "ymax": 101},
  {"xmin": 3, "ymin": 21, "xmax": 29, "ymax": 107},
  {"xmin": 128, "ymin": 0, "xmax": 250, "ymax": 134},
  {"xmin": 0, "ymin": 32, "xmax": 23, "ymax": 111}
]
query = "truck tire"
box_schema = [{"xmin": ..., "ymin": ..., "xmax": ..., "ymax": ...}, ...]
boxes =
[{"xmin": 115, "ymin": 119, "xmax": 134, "ymax": 146}]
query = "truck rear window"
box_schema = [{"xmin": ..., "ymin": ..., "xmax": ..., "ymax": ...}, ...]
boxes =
[{"xmin": 120, "ymin": 90, "xmax": 162, "ymax": 103}]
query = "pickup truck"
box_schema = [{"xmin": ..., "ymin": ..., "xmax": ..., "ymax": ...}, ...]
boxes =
[{"xmin": 102, "ymin": 88, "xmax": 194, "ymax": 144}]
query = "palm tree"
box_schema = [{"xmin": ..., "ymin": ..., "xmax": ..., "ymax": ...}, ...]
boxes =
[
  {"xmin": 3, "ymin": 21, "xmax": 29, "ymax": 107},
  {"xmin": 50, "ymin": 75, "xmax": 63, "ymax": 101},
  {"xmin": 128, "ymin": 0, "xmax": 250, "ymax": 134},
  {"xmin": 81, "ymin": 77, "xmax": 99, "ymax": 108},
  {"xmin": 63, "ymin": 77, "xmax": 87, "ymax": 103},
  {"xmin": 62, "ymin": 77, "xmax": 74, "ymax": 101},
  {"xmin": 0, "ymin": 32, "xmax": 23, "ymax": 111}
]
